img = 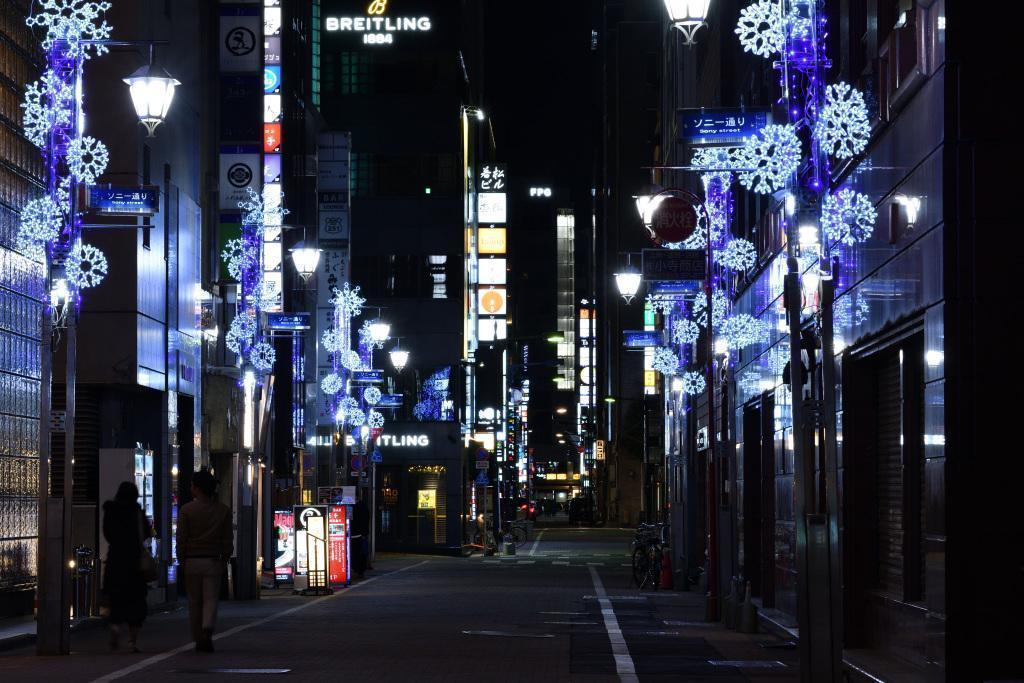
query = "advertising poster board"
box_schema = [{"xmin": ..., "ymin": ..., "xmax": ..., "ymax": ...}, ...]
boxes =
[
  {"xmin": 274, "ymin": 509, "xmax": 295, "ymax": 581},
  {"xmin": 328, "ymin": 505, "xmax": 350, "ymax": 587},
  {"xmin": 293, "ymin": 504, "xmax": 327, "ymax": 576}
]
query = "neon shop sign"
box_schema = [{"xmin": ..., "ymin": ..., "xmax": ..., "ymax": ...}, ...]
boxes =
[{"xmin": 325, "ymin": 1, "xmax": 432, "ymax": 46}]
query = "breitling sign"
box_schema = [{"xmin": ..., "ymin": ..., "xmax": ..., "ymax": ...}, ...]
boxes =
[{"xmin": 325, "ymin": 0, "xmax": 432, "ymax": 45}]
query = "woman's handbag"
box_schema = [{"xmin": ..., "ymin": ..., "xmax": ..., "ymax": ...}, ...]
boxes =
[{"xmin": 138, "ymin": 513, "xmax": 158, "ymax": 582}]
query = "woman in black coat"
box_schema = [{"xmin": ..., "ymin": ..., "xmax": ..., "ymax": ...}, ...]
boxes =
[{"xmin": 102, "ymin": 481, "xmax": 150, "ymax": 652}]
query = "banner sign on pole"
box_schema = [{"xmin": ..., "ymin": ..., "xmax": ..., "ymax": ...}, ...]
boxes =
[
  {"xmin": 84, "ymin": 185, "xmax": 159, "ymax": 216},
  {"xmin": 352, "ymin": 369, "xmax": 384, "ymax": 383},
  {"xmin": 642, "ymin": 248, "xmax": 707, "ymax": 281},
  {"xmin": 678, "ymin": 107, "xmax": 771, "ymax": 146}
]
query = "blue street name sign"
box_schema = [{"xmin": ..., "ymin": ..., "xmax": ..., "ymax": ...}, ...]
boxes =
[
  {"xmin": 265, "ymin": 312, "xmax": 310, "ymax": 331},
  {"xmin": 84, "ymin": 185, "xmax": 160, "ymax": 216},
  {"xmin": 650, "ymin": 280, "xmax": 700, "ymax": 295},
  {"xmin": 643, "ymin": 249, "xmax": 707, "ymax": 281},
  {"xmin": 376, "ymin": 393, "xmax": 404, "ymax": 408},
  {"xmin": 679, "ymin": 107, "xmax": 771, "ymax": 146},
  {"xmin": 352, "ymin": 369, "xmax": 383, "ymax": 383},
  {"xmin": 623, "ymin": 330, "xmax": 664, "ymax": 348}
]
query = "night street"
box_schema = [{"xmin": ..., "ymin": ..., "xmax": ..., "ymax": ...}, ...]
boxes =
[
  {"xmin": 1, "ymin": 529, "xmax": 796, "ymax": 682},
  {"xmin": 0, "ymin": 0, "xmax": 1019, "ymax": 680}
]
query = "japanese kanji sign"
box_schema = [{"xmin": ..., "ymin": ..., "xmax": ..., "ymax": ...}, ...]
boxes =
[
  {"xmin": 478, "ymin": 163, "xmax": 507, "ymax": 191},
  {"xmin": 642, "ymin": 249, "xmax": 707, "ymax": 281}
]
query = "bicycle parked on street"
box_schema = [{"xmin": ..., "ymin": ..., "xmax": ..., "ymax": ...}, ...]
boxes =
[
  {"xmin": 631, "ymin": 522, "xmax": 666, "ymax": 589},
  {"xmin": 501, "ymin": 519, "xmax": 530, "ymax": 548}
]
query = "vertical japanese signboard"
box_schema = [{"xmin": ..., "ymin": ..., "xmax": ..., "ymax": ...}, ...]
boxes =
[{"xmin": 328, "ymin": 505, "xmax": 350, "ymax": 587}]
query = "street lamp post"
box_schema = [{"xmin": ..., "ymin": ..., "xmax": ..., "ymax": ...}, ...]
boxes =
[
  {"xmin": 34, "ymin": 36, "xmax": 180, "ymax": 655},
  {"xmin": 663, "ymin": 0, "xmax": 713, "ymax": 46}
]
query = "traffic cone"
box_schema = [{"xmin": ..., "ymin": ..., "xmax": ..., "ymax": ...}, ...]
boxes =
[{"xmin": 659, "ymin": 551, "xmax": 673, "ymax": 589}]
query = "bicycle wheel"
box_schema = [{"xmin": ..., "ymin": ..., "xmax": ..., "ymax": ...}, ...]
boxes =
[
  {"xmin": 647, "ymin": 544, "xmax": 663, "ymax": 590},
  {"xmin": 512, "ymin": 525, "xmax": 528, "ymax": 547},
  {"xmin": 632, "ymin": 545, "xmax": 650, "ymax": 588}
]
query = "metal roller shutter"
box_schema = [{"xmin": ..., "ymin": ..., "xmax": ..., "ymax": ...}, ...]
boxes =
[{"xmin": 875, "ymin": 352, "xmax": 903, "ymax": 594}]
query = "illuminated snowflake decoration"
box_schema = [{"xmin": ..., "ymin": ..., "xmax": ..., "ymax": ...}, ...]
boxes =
[
  {"xmin": 331, "ymin": 282, "xmax": 365, "ymax": 319},
  {"xmin": 22, "ymin": 70, "xmax": 74, "ymax": 148},
  {"xmin": 721, "ymin": 314, "xmax": 765, "ymax": 349},
  {"xmin": 737, "ymin": 124, "xmax": 802, "ymax": 195},
  {"xmin": 320, "ymin": 373, "xmax": 344, "ymax": 395},
  {"xmin": 26, "ymin": 0, "xmax": 113, "ymax": 59},
  {"xmin": 821, "ymin": 189, "xmax": 876, "ymax": 245},
  {"xmin": 249, "ymin": 341, "xmax": 276, "ymax": 373},
  {"xmin": 248, "ymin": 279, "xmax": 281, "ymax": 311},
  {"xmin": 321, "ymin": 328, "xmax": 346, "ymax": 353},
  {"xmin": 652, "ymin": 347, "xmax": 681, "ymax": 376},
  {"xmin": 225, "ymin": 313, "xmax": 256, "ymax": 354},
  {"xmin": 367, "ymin": 409, "xmax": 385, "ymax": 430},
  {"xmin": 16, "ymin": 234, "xmax": 47, "ymax": 262},
  {"xmin": 336, "ymin": 396, "xmax": 360, "ymax": 421},
  {"xmin": 66, "ymin": 242, "xmax": 107, "ymax": 288},
  {"xmin": 682, "ymin": 371, "xmax": 707, "ymax": 395},
  {"xmin": 346, "ymin": 407, "xmax": 366, "ymax": 427},
  {"xmin": 645, "ymin": 294, "xmax": 678, "ymax": 316},
  {"xmin": 358, "ymin": 320, "xmax": 386, "ymax": 350},
  {"xmin": 363, "ymin": 387, "xmax": 382, "ymax": 405},
  {"xmin": 693, "ymin": 289, "xmax": 730, "ymax": 329},
  {"xmin": 735, "ymin": 0, "xmax": 784, "ymax": 58},
  {"xmin": 817, "ymin": 82, "xmax": 870, "ymax": 159},
  {"xmin": 672, "ymin": 317, "xmax": 701, "ymax": 345},
  {"xmin": 67, "ymin": 135, "xmax": 109, "ymax": 185},
  {"xmin": 221, "ymin": 238, "xmax": 259, "ymax": 281},
  {"xmin": 692, "ymin": 146, "xmax": 738, "ymax": 188},
  {"xmin": 236, "ymin": 186, "xmax": 289, "ymax": 228},
  {"xmin": 719, "ymin": 238, "xmax": 757, "ymax": 271},
  {"xmin": 18, "ymin": 195, "xmax": 63, "ymax": 246},
  {"xmin": 340, "ymin": 350, "xmax": 363, "ymax": 371}
]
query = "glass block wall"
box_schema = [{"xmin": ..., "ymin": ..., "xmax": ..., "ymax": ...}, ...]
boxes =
[{"xmin": 0, "ymin": 3, "xmax": 46, "ymax": 595}]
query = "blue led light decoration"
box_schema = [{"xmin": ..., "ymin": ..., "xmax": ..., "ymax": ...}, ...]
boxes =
[
  {"xmin": 66, "ymin": 135, "xmax": 109, "ymax": 184},
  {"xmin": 652, "ymin": 347, "xmax": 681, "ymax": 376},
  {"xmin": 672, "ymin": 317, "xmax": 701, "ymax": 345},
  {"xmin": 226, "ymin": 311, "xmax": 256, "ymax": 354},
  {"xmin": 249, "ymin": 340, "xmax": 276, "ymax": 373},
  {"xmin": 26, "ymin": 0, "xmax": 113, "ymax": 59},
  {"xmin": 693, "ymin": 289, "xmax": 730, "ymax": 329},
  {"xmin": 320, "ymin": 328, "xmax": 345, "ymax": 354},
  {"xmin": 719, "ymin": 238, "xmax": 757, "ymax": 271},
  {"xmin": 821, "ymin": 189, "xmax": 876, "ymax": 245},
  {"xmin": 413, "ymin": 366, "xmax": 452, "ymax": 422},
  {"xmin": 645, "ymin": 293, "xmax": 679, "ymax": 316},
  {"xmin": 736, "ymin": 124, "xmax": 802, "ymax": 195},
  {"xmin": 65, "ymin": 241, "xmax": 107, "ymax": 288},
  {"xmin": 21, "ymin": 70, "xmax": 73, "ymax": 148},
  {"xmin": 363, "ymin": 387, "xmax": 382, "ymax": 406},
  {"xmin": 17, "ymin": 195, "xmax": 63, "ymax": 247},
  {"xmin": 320, "ymin": 373, "xmax": 344, "ymax": 395},
  {"xmin": 720, "ymin": 313, "xmax": 765, "ymax": 349},
  {"xmin": 817, "ymin": 81, "xmax": 870, "ymax": 160},
  {"xmin": 331, "ymin": 282, "xmax": 365, "ymax": 319},
  {"xmin": 339, "ymin": 350, "xmax": 363, "ymax": 371},
  {"xmin": 735, "ymin": 0, "xmax": 784, "ymax": 58},
  {"xmin": 336, "ymin": 396, "xmax": 360, "ymax": 421},
  {"xmin": 367, "ymin": 409, "xmax": 385, "ymax": 430},
  {"xmin": 221, "ymin": 237, "xmax": 258, "ymax": 282},
  {"xmin": 682, "ymin": 371, "xmax": 707, "ymax": 395},
  {"xmin": 346, "ymin": 408, "xmax": 366, "ymax": 427}
]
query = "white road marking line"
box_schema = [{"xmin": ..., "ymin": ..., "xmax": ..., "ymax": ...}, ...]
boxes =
[
  {"xmin": 527, "ymin": 529, "xmax": 547, "ymax": 556},
  {"xmin": 540, "ymin": 611, "xmax": 586, "ymax": 615},
  {"xmin": 543, "ymin": 621, "xmax": 598, "ymax": 625},
  {"xmin": 589, "ymin": 566, "xmax": 639, "ymax": 683},
  {"xmin": 90, "ymin": 560, "xmax": 430, "ymax": 683},
  {"xmin": 553, "ymin": 561, "xmax": 570, "ymax": 565},
  {"xmin": 516, "ymin": 560, "xmax": 536, "ymax": 565},
  {"xmin": 462, "ymin": 630, "xmax": 555, "ymax": 638}
]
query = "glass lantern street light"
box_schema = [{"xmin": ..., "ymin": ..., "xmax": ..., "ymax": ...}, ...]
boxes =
[
  {"xmin": 390, "ymin": 346, "xmax": 409, "ymax": 371},
  {"xmin": 664, "ymin": 0, "xmax": 712, "ymax": 45},
  {"xmin": 369, "ymin": 319, "xmax": 391, "ymax": 344},
  {"xmin": 289, "ymin": 242, "xmax": 322, "ymax": 283},
  {"xmin": 634, "ymin": 183, "xmax": 665, "ymax": 224},
  {"xmin": 614, "ymin": 266, "xmax": 643, "ymax": 304},
  {"xmin": 123, "ymin": 64, "xmax": 181, "ymax": 138}
]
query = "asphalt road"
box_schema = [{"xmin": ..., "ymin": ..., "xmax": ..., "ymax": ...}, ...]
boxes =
[{"xmin": 0, "ymin": 527, "xmax": 798, "ymax": 681}]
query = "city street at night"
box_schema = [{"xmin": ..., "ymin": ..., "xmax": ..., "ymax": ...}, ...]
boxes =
[
  {"xmin": 0, "ymin": 0, "xmax": 1017, "ymax": 681},
  {"xmin": 1, "ymin": 529, "xmax": 798, "ymax": 682}
]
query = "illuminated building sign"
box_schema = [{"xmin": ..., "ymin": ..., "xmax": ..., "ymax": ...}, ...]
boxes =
[
  {"xmin": 417, "ymin": 490, "xmax": 437, "ymax": 509},
  {"xmin": 378, "ymin": 433, "xmax": 430, "ymax": 447},
  {"xmin": 84, "ymin": 185, "xmax": 159, "ymax": 216},
  {"xmin": 324, "ymin": 0, "xmax": 433, "ymax": 46},
  {"xmin": 478, "ymin": 228, "xmax": 506, "ymax": 254}
]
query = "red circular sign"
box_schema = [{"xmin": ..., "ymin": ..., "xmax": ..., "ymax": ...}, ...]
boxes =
[{"xmin": 649, "ymin": 196, "xmax": 698, "ymax": 245}]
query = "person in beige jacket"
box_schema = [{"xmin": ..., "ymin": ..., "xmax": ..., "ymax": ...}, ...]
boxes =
[{"xmin": 177, "ymin": 468, "xmax": 232, "ymax": 652}]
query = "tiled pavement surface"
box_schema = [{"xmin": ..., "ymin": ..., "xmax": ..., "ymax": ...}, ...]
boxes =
[{"xmin": 0, "ymin": 527, "xmax": 798, "ymax": 681}]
